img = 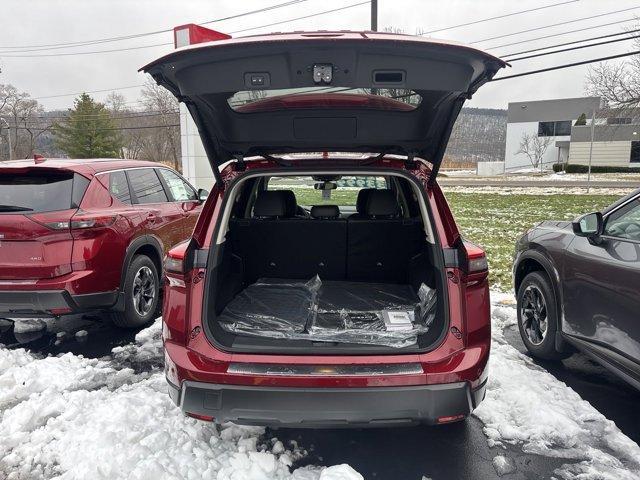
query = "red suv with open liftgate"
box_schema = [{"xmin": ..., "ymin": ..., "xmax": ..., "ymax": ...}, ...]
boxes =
[
  {"xmin": 0, "ymin": 158, "xmax": 206, "ymax": 328},
  {"xmin": 146, "ymin": 26, "xmax": 505, "ymax": 426}
]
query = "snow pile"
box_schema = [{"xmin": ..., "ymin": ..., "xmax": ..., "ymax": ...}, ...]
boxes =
[
  {"xmin": 11, "ymin": 318, "xmax": 46, "ymax": 334},
  {"xmin": 0, "ymin": 340, "xmax": 363, "ymax": 479},
  {"xmin": 476, "ymin": 295, "xmax": 640, "ymax": 479},
  {"xmin": 111, "ymin": 318, "xmax": 163, "ymax": 370}
]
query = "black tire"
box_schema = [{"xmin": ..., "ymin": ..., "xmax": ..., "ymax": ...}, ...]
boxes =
[
  {"xmin": 108, "ymin": 254, "xmax": 160, "ymax": 329},
  {"xmin": 516, "ymin": 271, "xmax": 571, "ymax": 361}
]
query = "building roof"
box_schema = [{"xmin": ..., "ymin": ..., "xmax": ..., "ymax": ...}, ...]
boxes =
[{"xmin": 507, "ymin": 96, "xmax": 601, "ymax": 123}]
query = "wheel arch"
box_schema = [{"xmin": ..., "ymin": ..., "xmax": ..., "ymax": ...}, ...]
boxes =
[
  {"xmin": 514, "ymin": 249, "xmax": 567, "ymax": 341},
  {"xmin": 114, "ymin": 235, "xmax": 164, "ymax": 311}
]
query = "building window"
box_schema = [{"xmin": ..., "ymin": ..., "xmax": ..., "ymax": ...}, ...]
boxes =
[
  {"xmin": 607, "ymin": 117, "xmax": 632, "ymax": 125},
  {"xmin": 538, "ymin": 120, "xmax": 572, "ymax": 137},
  {"xmin": 630, "ymin": 141, "xmax": 640, "ymax": 163}
]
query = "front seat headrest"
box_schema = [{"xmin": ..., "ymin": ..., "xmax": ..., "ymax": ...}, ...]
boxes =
[
  {"xmin": 365, "ymin": 189, "xmax": 399, "ymax": 218},
  {"xmin": 310, "ymin": 205, "xmax": 340, "ymax": 219},
  {"xmin": 355, "ymin": 188, "xmax": 376, "ymax": 214},
  {"xmin": 253, "ymin": 190, "xmax": 297, "ymax": 218}
]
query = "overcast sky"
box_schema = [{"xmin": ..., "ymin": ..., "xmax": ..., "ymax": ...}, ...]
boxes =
[{"xmin": 0, "ymin": 0, "xmax": 637, "ymax": 111}]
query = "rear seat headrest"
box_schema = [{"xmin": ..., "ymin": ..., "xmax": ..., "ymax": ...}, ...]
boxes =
[
  {"xmin": 310, "ymin": 205, "xmax": 340, "ymax": 219},
  {"xmin": 253, "ymin": 190, "xmax": 297, "ymax": 218},
  {"xmin": 365, "ymin": 189, "xmax": 399, "ymax": 218},
  {"xmin": 355, "ymin": 188, "xmax": 375, "ymax": 214}
]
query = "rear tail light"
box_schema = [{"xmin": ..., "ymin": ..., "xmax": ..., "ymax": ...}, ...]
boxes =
[
  {"xmin": 31, "ymin": 211, "xmax": 116, "ymax": 231},
  {"xmin": 463, "ymin": 241, "xmax": 488, "ymax": 274},
  {"xmin": 165, "ymin": 241, "xmax": 190, "ymax": 275}
]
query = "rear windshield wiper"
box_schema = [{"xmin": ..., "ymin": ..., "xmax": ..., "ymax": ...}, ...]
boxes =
[{"xmin": 0, "ymin": 205, "xmax": 34, "ymax": 212}]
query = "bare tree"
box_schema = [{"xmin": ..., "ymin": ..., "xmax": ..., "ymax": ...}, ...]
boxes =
[
  {"xmin": 516, "ymin": 133, "xmax": 553, "ymax": 169},
  {"xmin": 140, "ymin": 79, "xmax": 181, "ymax": 170},
  {"xmin": 586, "ymin": 25, "xmax": 640, "ymax": 120},
  {"xmin": 0, "ymin": 84, "xmax": 50, "ymax": 159}
]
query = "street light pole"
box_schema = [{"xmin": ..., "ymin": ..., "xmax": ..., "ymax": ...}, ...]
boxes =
[
  {"xmin": 586, "ymin": 107, "xmax": 595, "ymax": 193},
  {"xmin": 371, "ymin": 0, "xmax": 378, "ymax": 31},
  {"xmin": 0, "ymin": 118, "xmax": 12, "ymax": 161}
]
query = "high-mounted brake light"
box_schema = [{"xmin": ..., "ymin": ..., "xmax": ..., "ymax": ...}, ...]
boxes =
[{"xmin": 173, "ymin": 24, "xmax": 231, "ymax": 49}]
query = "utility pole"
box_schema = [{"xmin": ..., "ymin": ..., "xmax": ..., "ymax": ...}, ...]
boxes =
[
  {"xmin": 0, "ymin": 118, "xmax": 12, "ymax": 161},
  {"xmin": 371, "ymin": 0, "xmax": 378, "ymax": 31}
]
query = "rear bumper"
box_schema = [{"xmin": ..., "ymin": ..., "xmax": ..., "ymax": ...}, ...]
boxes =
[
  {"xmin": 167, "ymin": 378, "xmax": 486, "ymax": 427},
  {"xmin": 0, "ymin": 289, "xmax": 118, "ymax": 316}
]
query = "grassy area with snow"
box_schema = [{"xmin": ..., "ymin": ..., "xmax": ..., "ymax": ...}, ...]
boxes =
[{"xmin": 444, "ymin": 192, "xmax": 620, "ymax": 290}]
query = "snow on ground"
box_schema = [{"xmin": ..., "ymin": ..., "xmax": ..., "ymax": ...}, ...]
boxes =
[
  {"xmin": 441, "ymin": 185, "xmax": 633, "ymax": 196},
  {"xmin": 0, "ymin": 321, "xmax": 362, "ymax": 480},
  {"xmin": 1, "ymin": 294, "xmax": 639, "ymax": 479},
  {"xmin": 476, "ymin": 292, "xmax": 640, "ymax": 479}
]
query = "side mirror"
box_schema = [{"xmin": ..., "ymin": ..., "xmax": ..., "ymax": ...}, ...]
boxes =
[
  {"xmin": 573, "ymin": 212, "xmax": 603, "ymax": 238},
  {"xmin": 197, "ymin": 188, "xmax": 209, "ymax": 202}
]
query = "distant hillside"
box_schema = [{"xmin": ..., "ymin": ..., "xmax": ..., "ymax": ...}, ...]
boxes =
[{"xmin": 445, "ymin": 107, "xmax": 507, "ymax": 165}]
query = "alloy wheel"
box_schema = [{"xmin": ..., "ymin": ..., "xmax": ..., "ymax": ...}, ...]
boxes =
[
  {"xmin": 132, "ymin": 266, "xmax": 156, "ymax": 316},
  {"xmin": 520, "ymin": 285, "xmax": 548, "ymax": 346}
]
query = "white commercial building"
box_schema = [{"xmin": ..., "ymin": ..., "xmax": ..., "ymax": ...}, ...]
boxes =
[{"xmin": 504, "ymin": 96, "xmax": 601, "ymax": 172}]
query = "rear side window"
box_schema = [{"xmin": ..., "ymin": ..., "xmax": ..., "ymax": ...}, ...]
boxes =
[
  {"xmin": 0, "ymin": 171, "xmax": 88, "ymax": 213},
  {"xmin": 127, "ymin": 168, "xmax": 168, "ymax": 204},
  {"xmin": 109, "ymin": 171, "xmax": 132, "ymax": 205},
  {"xmin": 157, "ymin": 169, "xmax": 197, "ymax": 201}
]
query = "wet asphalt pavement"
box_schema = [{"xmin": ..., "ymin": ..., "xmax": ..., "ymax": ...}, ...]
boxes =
[{"xmin": 1, "ymin": 311, "xmax": 638, "ymax": 480}]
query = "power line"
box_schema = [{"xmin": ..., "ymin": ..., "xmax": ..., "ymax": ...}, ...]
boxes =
[
  {"xmin": 488, "ymin": 17, "xmax": 639, "ymax": 51},
  {"xmin": 471, "ymin": 6, "xmax": 640, "ymax": 44},
  {"xmin": 10, "ymin": 123, "xmax": 180, "ymax": 132},
  {"xmin": 506, "ymin": 33, "xmax": 640, "ymax": 62},
  {"xmin": 491, "ymin": 49, "xmax": 640, "ymax": 81},
  {"xmin": 0, "ymin": 1, "xmax": 370, "ymax": 58},
  {"xmin": 33, "ymin": 85, "xmax": 144, "ymax": 100},
  {"xmin": 0, "ymin": 0, "xmax": 312, "ymax": 52},
  {"xmin": 230, "ymin": 1, "xmax": 370, "ymax": 35},
  {"xmin": 420, "ymin": 0, "xmax": 580, "ymax": 35},
  {"xmin": 500, "ymin": 27, "xmax": 640, "ymax": 58}
]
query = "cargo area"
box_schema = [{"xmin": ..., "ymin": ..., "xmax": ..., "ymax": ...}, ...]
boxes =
[{"xmin": 204, "ymin": 173, "xmax": 448, "ymax": 354}]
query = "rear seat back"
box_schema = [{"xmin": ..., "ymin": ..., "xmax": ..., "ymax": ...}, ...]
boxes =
[
  {"xmin": 229, "ymin": 189, "xmax": 423, "ymax": 285},
  {"xmin": 230, "ymin": 192, "xmax": 346, "ymax": 282},
  {"xmin": 347, "ymin": 190, "xmax": 423, "ymax": 283}
]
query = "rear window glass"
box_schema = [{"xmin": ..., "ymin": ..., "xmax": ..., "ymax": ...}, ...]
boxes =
[
  {"xmin": 228, "ymin": 88, "xmax": 421, "ymax": 112},
  {"xmin": 109, "ymin": 171, "xmax": 132, "ymax": 205},
  {"xmin": 267, "ymin": 175, "xmax": 388, "ymax": 207},
  {"xmin": 0, "ymin": 172, "xmax": 81, "ymax": 213},
  {"xmin": 127, "ymin": 169, "xmax": 168, "ymax": 204}
]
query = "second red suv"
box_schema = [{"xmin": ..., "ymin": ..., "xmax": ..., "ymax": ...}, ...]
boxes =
[
  {"xmin": 146, "ymin": 28, "xmax": 505, "ymax": 426},
  {"xmin": 0, "ymin": 159, "xmax": 206, "ymax": 328}
]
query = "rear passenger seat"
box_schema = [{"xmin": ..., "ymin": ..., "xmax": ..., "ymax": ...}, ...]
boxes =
[
  {"xmin": 229, "ymin": 191, "xmax": 347, "ymax": 282},
  {"xmin": 347, "ymin": 190, "xmax": 423, "ymax": 283},
  {"xmin": 229, "ymin": 189, "xmax": 423, "ymax": 285}
]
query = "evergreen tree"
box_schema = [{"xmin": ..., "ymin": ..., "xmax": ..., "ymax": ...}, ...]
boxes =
[
  {"xmin": 574, "ymin": 113, "xmax": 587, "ymax": 126},
  {"xmin": 53, "ymin": 93, "xmax": 123, "ymax": 158}
]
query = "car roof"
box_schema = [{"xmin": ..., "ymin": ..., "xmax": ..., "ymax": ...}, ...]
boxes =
[{"xmin": 0, "ymin": 158, "xmax": 168, "ymax": 176}]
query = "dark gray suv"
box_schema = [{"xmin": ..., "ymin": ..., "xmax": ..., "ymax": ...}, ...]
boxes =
[{"xmin": 513, "ymin": 188, "xmax": 640, "ymax": 390}]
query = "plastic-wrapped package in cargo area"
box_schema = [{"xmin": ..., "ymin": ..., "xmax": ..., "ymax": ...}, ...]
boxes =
[{"xmin": 218, "ymin": 276, "xmax": 436, "ymax": 348}]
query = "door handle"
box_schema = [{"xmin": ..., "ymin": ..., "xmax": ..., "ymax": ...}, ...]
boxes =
[{"xmin": 146, "ymin": 213, "xmax": 157, "ymax": 223}]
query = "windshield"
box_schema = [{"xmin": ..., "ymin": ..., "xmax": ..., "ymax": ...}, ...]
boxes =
[{"xmin": 0, "ymin": 171, "xmax": 82, "ymax": 213}]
